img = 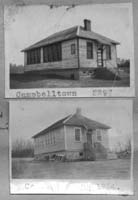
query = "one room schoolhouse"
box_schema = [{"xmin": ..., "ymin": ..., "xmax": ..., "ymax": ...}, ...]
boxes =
[
  {"xmin": 32, "ymin": 108, "xmax": 111, "ymax": 161},
  {"xmin": 22, "ymin": 19, "xmax": 120, "ymax": 80}
]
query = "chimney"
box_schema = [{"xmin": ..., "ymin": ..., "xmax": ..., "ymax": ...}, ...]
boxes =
[
  {"xmin": 84, "ymin": 19, "xmax": 91, "ymax": 31},
  {"xmin": 76, "ymin": 107, "xmax": 82, "ymax": 116}
]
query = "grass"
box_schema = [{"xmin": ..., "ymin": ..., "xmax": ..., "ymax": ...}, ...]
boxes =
[
  {"xmin": 12, "ymin": 158, "xmax": 131, "ymax": 179},
  {"xmin": 12, "ymin": 159, "xmax": 28, "ymax": 178},
  {"xmin": 10, "ymin": 74, "xmax": 130, "ymax": 89},
  {"xmin": 93, "ymin": 68, "xmax": 121, "ymax": 80}
]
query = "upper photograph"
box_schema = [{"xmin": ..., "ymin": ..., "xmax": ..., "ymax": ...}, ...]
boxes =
[{"xmin": 4, "ymin": 3, "xmax": 134, "ymax": 98}]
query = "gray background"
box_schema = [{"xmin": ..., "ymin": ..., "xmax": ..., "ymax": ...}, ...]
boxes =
[{"xmin": 0, "ymin": 0, "xmax": 138, "ymax": 199}]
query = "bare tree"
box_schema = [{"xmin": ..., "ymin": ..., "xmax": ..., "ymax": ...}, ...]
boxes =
[{"xmin": 12, "ymin": 139, "xmax": 34, "ymax": 158}]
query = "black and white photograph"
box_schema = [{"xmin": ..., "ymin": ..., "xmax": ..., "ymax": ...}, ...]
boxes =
[
  {"xmin": 0, "ymin": 101, "xmax": 8, "ymax": 133},
  {"xmin": 5, "ymin": 3, "xmax": 134, "ymax": 98},
  {"xmin": 10, "ymin": 99, "xmax": 133, "ymax": 194},
  {"xmin": 1, "ymin": 0, "xmax": 138, "ymax": 200}
]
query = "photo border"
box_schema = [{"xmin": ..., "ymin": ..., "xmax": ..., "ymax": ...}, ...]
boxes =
[
  {"xmin": 4, "ymin": 2, "xmax": 135, "ymax": 98},
  {"xmin": 9, "ymin": 99, "xmax": 134, "ymax": 194}
]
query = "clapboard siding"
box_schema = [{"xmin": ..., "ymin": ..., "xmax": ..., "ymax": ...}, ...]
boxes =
[
  {"xmin": 34, "ymin": 126, "xmax": 109, "ymax": 156},
  {"xmin": 79, "ymin": 38, "xmax": 117, "ymax": 69},
  {"xmin": 104, "ymin": 45, "xmax": 117, "ymax": 68},
  {"xmin": 34, "ymin": 126, "xmax": 65, "ymax": 155},
  {"xmin": 79, "ymin": 38, "xmax": 98, "ymax": 68},
  {"xmin": 62, "ymin": 39, "xmax": 78, "ymax": 60},
  {"xmin": 65, "ymin": 125, "xmax": 109, "ymax": 151},
  {"xmin": 24, "ymin": 39, "xmax": 78, "ymax": 72},
  {"xmin": 65, "ymin": 125, "xmax": 86, "ymax": 151},
  {"xmin": 24, "ymin": 38, "xmax": 117, "ymax": 72}
]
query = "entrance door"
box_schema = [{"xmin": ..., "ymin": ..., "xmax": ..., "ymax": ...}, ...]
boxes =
[
  {"xmin": 97, "ymin": 48, "xmax": 103, "ymax": 67},
  {"xmin": 87, "ymin": 130, "xmax": 92, "ymax": 145},
  {"xmin": 85, "ymin": 130, "xmax": 96, "ymax": 161}
]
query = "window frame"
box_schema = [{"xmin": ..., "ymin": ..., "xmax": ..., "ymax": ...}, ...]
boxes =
[
  {"xmin": 50, "ymin": 132, "xmax": 53, "ymax": 144},
  {"xmin": 53, "ymin": 132, "xmax": 55, "ymax": 144},
  {"xmin": 97, "ymin": 129, "xmax": 102, "ymax": 141},
  {"xmin": 71, "ymin": 43, "xmax": 76, "ymax": 55},
  {"xmin": 35, "ymin": 138, "xmax": 38, "ymax": 148},
  {"xmin": 27, "ymin": 48, "xmax": 41, "ymax": 65},
  {"xmin": 43, "ymin": 42, "xmax": 62, "ymax": 63},
  {"xmin": 74, "ymin": 127, "xmax": 81, "ymax": 142},
  {"xmin": 87, "ymin": 41, "xmax": 93, "ymax": 59},
  {"xmin": 106, "ymin": 45, "xmax": 111, "ymax": 60}
]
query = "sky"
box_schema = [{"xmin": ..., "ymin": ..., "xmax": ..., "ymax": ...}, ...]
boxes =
[
  {"xmin": 10, "ymin": 99, "xmax": 133, "ymax": 151},
  {"xmin": 5, "ymin": 3, "xmax": 134, "ymax": 65}
]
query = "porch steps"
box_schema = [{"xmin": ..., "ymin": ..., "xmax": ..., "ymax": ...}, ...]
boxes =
[{"xmin": 83, "ymin": 143, "xmax": 96, "ymax": 161}]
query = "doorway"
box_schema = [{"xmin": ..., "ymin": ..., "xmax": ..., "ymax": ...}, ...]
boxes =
[
  {"xmin": 87, "ymin": 129, "xmax": 92, "ymax": 145},
  {"xmin": 84, "ymin": 129, "xmax": 96, "ymax": 161},
  {"xmin": 87, "ymin": 132, "xmax": 92, "ymax": 145},
  {"xmin": 97, "ymin": 47, "xmax": 103, "ymax": 67}
]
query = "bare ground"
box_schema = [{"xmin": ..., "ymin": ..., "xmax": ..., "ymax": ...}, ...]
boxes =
[{"xmin": 12, "ymin": 158, "xmax": 131, "ymax": 179}]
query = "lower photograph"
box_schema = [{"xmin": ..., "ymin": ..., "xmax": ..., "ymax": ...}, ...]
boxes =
[{"xmin": 9, "ymin": 99, "xmax": 133, "ymax": 194}]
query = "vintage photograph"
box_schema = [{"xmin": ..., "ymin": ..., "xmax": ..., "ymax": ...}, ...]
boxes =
[
  {"xmin": 0, "ymin": 101, "xmax": 8, "ymax": 132},
  {"xmin": 10, "ymin": 99, "xmax": 133, "ymax": 194},
  {"xmin": 5, "ymin": 3, "xmax": 134, "ymax": 97}
]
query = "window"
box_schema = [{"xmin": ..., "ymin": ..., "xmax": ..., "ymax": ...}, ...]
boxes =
[
  {"xmin": 106, "ymin": 45, "xmax": 111, "ymax": 60},
  {"xmin": 53, "ymin": 132, "xmax": 55, "ymax": 144},
  {"xmin": 97, "ymin": 130, "xmax": 102, "ymax": 141},
  {"xmin": 37, "ymin": 138, "xmax": 40, "ymax": 147},
  {"xmin": 38, "ymin": 137, "xmax": 43, "ymax": 147},
  {"xmin": 79, "ymin": 152, "xmax": 83, "ymax": 156},
  {"xmin": 27, "ymin": 48, "xmax": 41, "ymax": 65},
  {"xmin": 47, "ymin": 133, "xmax": 50, "ymax": 144},
  {"xmin": 43, "ymin": 43, "xmax": 62, "ymax": 62},
  {"xmin": 35, "ymin": 138, "xmax": 38, "ymax": 148},
  {"xmin": 45, "ymin": 135, "xmax": 47, "ymax": 146},
  {"xmin": 50, "ymin": 133, "xmax": 52, "ymax": 144},
  {"xmin": 87, "ymin": 42, "xmax": 93, "ymax": 59},
  {"xmin": 42, "ymin": 140, "xmax": 44, "ymax": 147},
  {"xmin": 75, "ymin": 128, "xmax": 81, "ymax": 141},
  {"xmin": 71, "ymin": 44, "xmax": 76, "ymax": 55}
]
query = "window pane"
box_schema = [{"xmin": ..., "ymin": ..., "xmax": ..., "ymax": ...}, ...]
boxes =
[
  {"xmin": 53, "ymin": 132, "xmax": 55, "ymax": 144},
  {"xmin": 87, "ymin": 42, "xmax": 93, "ymax": 59},
  {"xmin": 43, "ymin": 46, "xmax": 48, "ymax": 63},
  {"xmin": 97, "ymin": 130, "xmax": 102, "ymax": 141},
  {"xmin": 106, "ymin": 45, "xmax": 111, "ymax": 60},
  {"xmin": 75, "ymin": 128, "xmax": 81, "ymax": 141},
  {"xmin": 58, "ymin": 43, "xmax": 62, "ymax": 60},
  {"xmin": 71, "ymin": 44, "xmax": 75, "ymax": 55},
  {"xmin": 27, "ymin": 48, "xmax": 41, "ymax": 65},
  {"xmin": 49, "ymin": 46, "xmax": 53, "ymax": 62},
  {"xmin": 43, "ymin": 43, "xmax": 62, "ymax": 63}
]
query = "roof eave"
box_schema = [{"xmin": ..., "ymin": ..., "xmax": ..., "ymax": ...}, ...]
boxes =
[
  {"xmin": 112, "ymin": 42, "xmax": 120, "ymax": 45},
  {"xmin": 32, "ymin": 123, "xmax": 64, "ymax": 138},
  {"xmin": 21, "ymin": 39, "xmax": 119, "ymax": 53},
  {"xmin": 86, "ymin": 126, "xmax": 111, "ymax": 130},
  {"xmin": 21, "ymin": 36, "xmax": 79, "ymax": 52},
  {"xmin": 76, "ymin": 35, "xmax": 119, "ymax": 46}
]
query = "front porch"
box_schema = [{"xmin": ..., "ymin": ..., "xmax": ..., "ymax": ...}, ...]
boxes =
[{"xmin": 83, "ymin": 129, "xmax": 108, "ymax": 161}]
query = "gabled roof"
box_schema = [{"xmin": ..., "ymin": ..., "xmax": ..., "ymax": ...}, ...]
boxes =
[
  {"xmin": 22, "ymin": 26, "xmax": 119, "ymax": 52},
  {"xmin": 32, "ymin": 113, "xmax": 110, "ymax": 138},
  {"xmin": 32, "ymin": 115, "xmax": 70, "ymax": 138},
  {"xmin": 65, "ymin": 114, "xmax": 111, "ymax": 130}
]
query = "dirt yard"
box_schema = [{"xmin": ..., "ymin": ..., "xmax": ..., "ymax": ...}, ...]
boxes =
[
  {"xmin": 12, "ymin": 158, "xmax": 131, "ymax": 179},
  {"xmin": 10, "ymin": 74, "xmax": 130, "ymax": 89}
]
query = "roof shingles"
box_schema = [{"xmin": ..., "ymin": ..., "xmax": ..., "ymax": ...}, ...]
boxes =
[
  {"xmin": 32, "ymin": 113, "xmax": 110, "ymax": 138},
  {"xmin": 22, "ymin": 26, "xmax": 119, "ymax": 52}
]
